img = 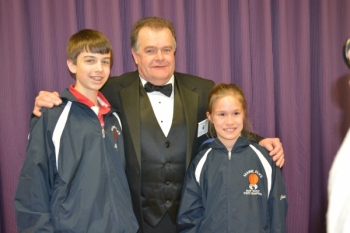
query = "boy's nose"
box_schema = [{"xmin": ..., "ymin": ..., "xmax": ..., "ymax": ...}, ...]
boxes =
[{"xmin": 95, "ymin": 61, "xmax": 103, "ymax": 71}]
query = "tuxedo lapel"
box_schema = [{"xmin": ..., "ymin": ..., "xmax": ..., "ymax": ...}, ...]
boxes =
[
  {"xmin": 176, "ymin": 75, "xmax": 199, "ymax": 168},
  {"xmin": 119, "ymin": 72, "xmax": 200, "ymax": 169},
  {"xmin": 120, "ymin": 75, "xmax": 142, "ymax": 168}
]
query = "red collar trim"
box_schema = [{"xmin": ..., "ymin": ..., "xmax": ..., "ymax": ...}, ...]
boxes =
[{"xmin": 68, "ymin": 85, "xmax": 111, "ymax": 127}]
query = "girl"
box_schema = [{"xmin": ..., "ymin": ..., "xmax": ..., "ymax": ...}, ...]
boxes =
[{"xmin": 177, "ymin": 83, "xmax": 288, "ymax": 233}]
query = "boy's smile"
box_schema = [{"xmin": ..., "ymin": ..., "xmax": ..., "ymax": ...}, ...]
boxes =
[{"xmin": 67, "ymin": 51, "xmax": 111, "ymax": 104}]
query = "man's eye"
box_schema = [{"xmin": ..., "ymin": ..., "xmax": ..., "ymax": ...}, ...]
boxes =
[
  {"xmin": 163, "ymin": 48, "xmax": 172, "ymax": 53},
  {"xmin": 146, "ymin": 50, "xmax": 155, "ymax": 54}
]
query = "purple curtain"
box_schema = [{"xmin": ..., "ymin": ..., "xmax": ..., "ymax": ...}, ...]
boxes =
[{"xmin": 1, "ymin": 0, "xmax": 350, "ymax": 232}]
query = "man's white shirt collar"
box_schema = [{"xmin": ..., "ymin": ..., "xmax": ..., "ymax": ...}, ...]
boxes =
[{"xmin": 139, "ymin": 75, "xmax": 175, "ymax": 137}]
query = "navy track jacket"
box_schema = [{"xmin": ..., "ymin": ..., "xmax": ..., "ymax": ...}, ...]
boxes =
[
  {"xmin": 177, "ymin": 137, "xmax": 288, "ymax": 233},
  {"xmin": 14, "ymin": 89, "xmax": 138, "ymax": 233}
]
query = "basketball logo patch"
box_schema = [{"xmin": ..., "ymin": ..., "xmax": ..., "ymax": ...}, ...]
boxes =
[
  {"xmin": 243, "ymin": 169, "xmax": 263, "ymax": 196},
  {"xmin": 248, "ymin": 173, "xmax": 259, "ymax": 190}
]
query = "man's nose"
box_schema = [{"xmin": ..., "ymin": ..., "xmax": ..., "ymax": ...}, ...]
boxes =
[{"xmin": 155, "ymin": 50, "xmax": 164, "ymax": 60}]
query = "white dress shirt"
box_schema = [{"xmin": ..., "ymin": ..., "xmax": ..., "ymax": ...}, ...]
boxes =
[
  {"xmin": 327, "ymin": 128, "xmax": 350, "ymax": 233},
  {"xmin": 140, "ymin": 76, "xmax": 174, "ymax": 137}
]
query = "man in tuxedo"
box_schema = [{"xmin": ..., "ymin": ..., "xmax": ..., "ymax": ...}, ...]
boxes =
[{"xmin": 33, "ymin": 17, "xmax": 285, "ymax": 233}]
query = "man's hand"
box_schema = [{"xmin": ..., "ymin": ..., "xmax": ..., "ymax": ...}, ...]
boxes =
[
  {"xmin": 33, "ymin": 91, "xmax": 62, "ymax": 117},
  {"xmin": 259, "ymin": 138, "xmax": 285, "ymax": 168}
]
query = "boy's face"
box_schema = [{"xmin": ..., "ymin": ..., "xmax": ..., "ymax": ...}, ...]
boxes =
[
  {"xmin": 67, "ymin": 51, "xmax": 111, "ymax": 97},
  {"xmin": 206, "ymin": 95, "xmax": 244, "ymax": 151}
]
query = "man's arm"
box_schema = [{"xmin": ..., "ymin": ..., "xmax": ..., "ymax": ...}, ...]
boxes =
[
  {"xmin": 33, "ymin": 91, "xmax": 62, "ymax": 117},
  {"xmin": 259, "ymin": 138, "xmax": 285, "ymax": 168},
  {"xmin": 246, "ymin": 132, "xmax": 284, "ymax": 168}
]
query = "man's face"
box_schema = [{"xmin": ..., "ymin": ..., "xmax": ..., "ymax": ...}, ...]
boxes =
[{"xmin": 132, "ymin": 27, "xmax": 176, "ymax": 85}]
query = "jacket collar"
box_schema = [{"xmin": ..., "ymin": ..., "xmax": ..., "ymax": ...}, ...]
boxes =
[{"xmin": 209, "ymin": 136, "xmax": 251, "ymax": 153}]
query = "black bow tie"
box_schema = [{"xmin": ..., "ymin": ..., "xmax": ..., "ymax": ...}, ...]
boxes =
[{"xmin": 144, "ymin": 82, "xmax": 172, "ymax": 97}]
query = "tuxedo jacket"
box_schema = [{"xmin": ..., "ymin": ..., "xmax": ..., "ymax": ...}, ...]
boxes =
[{"xmin": 100, "ymin": 70, "xmax": 215, "ymax": 230}]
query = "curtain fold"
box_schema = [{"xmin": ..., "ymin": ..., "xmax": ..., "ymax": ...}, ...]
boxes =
[{"xmin": 1, "ymin": 0, "xmax": 350, "ymax": 232}]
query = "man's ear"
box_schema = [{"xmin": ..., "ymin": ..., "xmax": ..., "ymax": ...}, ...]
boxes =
[
  {"xmin": 67, "ymin": 59, "xmax": 76, "ymax": 74},
  {"xmin": 131, "ymin": 49, "xmax": 139, "ymax": 65}
]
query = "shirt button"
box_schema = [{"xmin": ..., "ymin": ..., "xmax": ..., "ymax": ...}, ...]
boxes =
[
  {"xmin": 165, "ymin": 141, "xmax": 170, "ymax": 148},
  {"xmin": 166, "ymin": 200, "xmax": 171, "ymax": 205},
  {"xmin": 166, "ymin": 181, "xmax": 170, "ymax": 186},
  {"xmin": 166, "ymin": 162, "xmax": 171, "ymax": 167}
]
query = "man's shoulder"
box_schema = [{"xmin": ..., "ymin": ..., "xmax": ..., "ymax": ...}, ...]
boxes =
[
  {"xmin": 101, "ymin": 71, "xmax": 139, "ymax": 96},
  {"xmin": 174, "ymin": 71, "xmax": 214, "ymax": 83},
  {"xmin": 174, "ymin": 71, "xmax": 215, "ymax": 91},
  {"xmin": 107, "ymin": 71, "xmax": 138, "ymax": 86}
]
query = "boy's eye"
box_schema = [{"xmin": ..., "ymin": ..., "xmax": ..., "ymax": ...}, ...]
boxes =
[{"xmin": 102, "ymin": 60, "xmax": 110, "ymax": 65}]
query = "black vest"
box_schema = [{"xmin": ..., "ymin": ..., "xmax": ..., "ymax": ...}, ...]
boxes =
[{"xmin": 140, "ymin": 81, "xmax": 187, "ymax": 227}]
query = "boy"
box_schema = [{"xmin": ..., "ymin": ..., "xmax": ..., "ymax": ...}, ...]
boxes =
[{"xmin": 14, "ymin": 29, "xmax": 138, "ymax": 232}]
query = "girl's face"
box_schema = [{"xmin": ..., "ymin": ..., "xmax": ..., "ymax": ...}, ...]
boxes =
[{"xmin": 207, "ymin": 95, "xmax": 244, "ymax": 151}]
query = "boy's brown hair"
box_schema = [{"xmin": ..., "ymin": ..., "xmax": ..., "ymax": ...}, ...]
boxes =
[{"xmin": 67, "ymin": 29, "xmax": 113, "ymax": 66}]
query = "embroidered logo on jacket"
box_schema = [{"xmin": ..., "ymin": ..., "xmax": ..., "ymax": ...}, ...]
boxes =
[
  {"xmin": 243, "ymin": 170, "xmax": 263, "ymax": 196},
  {"xmin": 111, "ymin": 126, "xmax": 120, "ymax": 148}
]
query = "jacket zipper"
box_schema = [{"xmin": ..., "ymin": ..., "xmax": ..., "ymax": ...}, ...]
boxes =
[
  {"xmin": 81, "ymin": 104, "xmax": 122, "ymax": 230},
  {"xmin": 102, "ymin": 128, "xmax": 105, "ymax": 138},
  {"xmin": 227, "ymin": 150, "xmax": 232, "ymax": 232},
  {"xmin": 102, "ymin": 115, "xmax": 121, "ymax": 230}
]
